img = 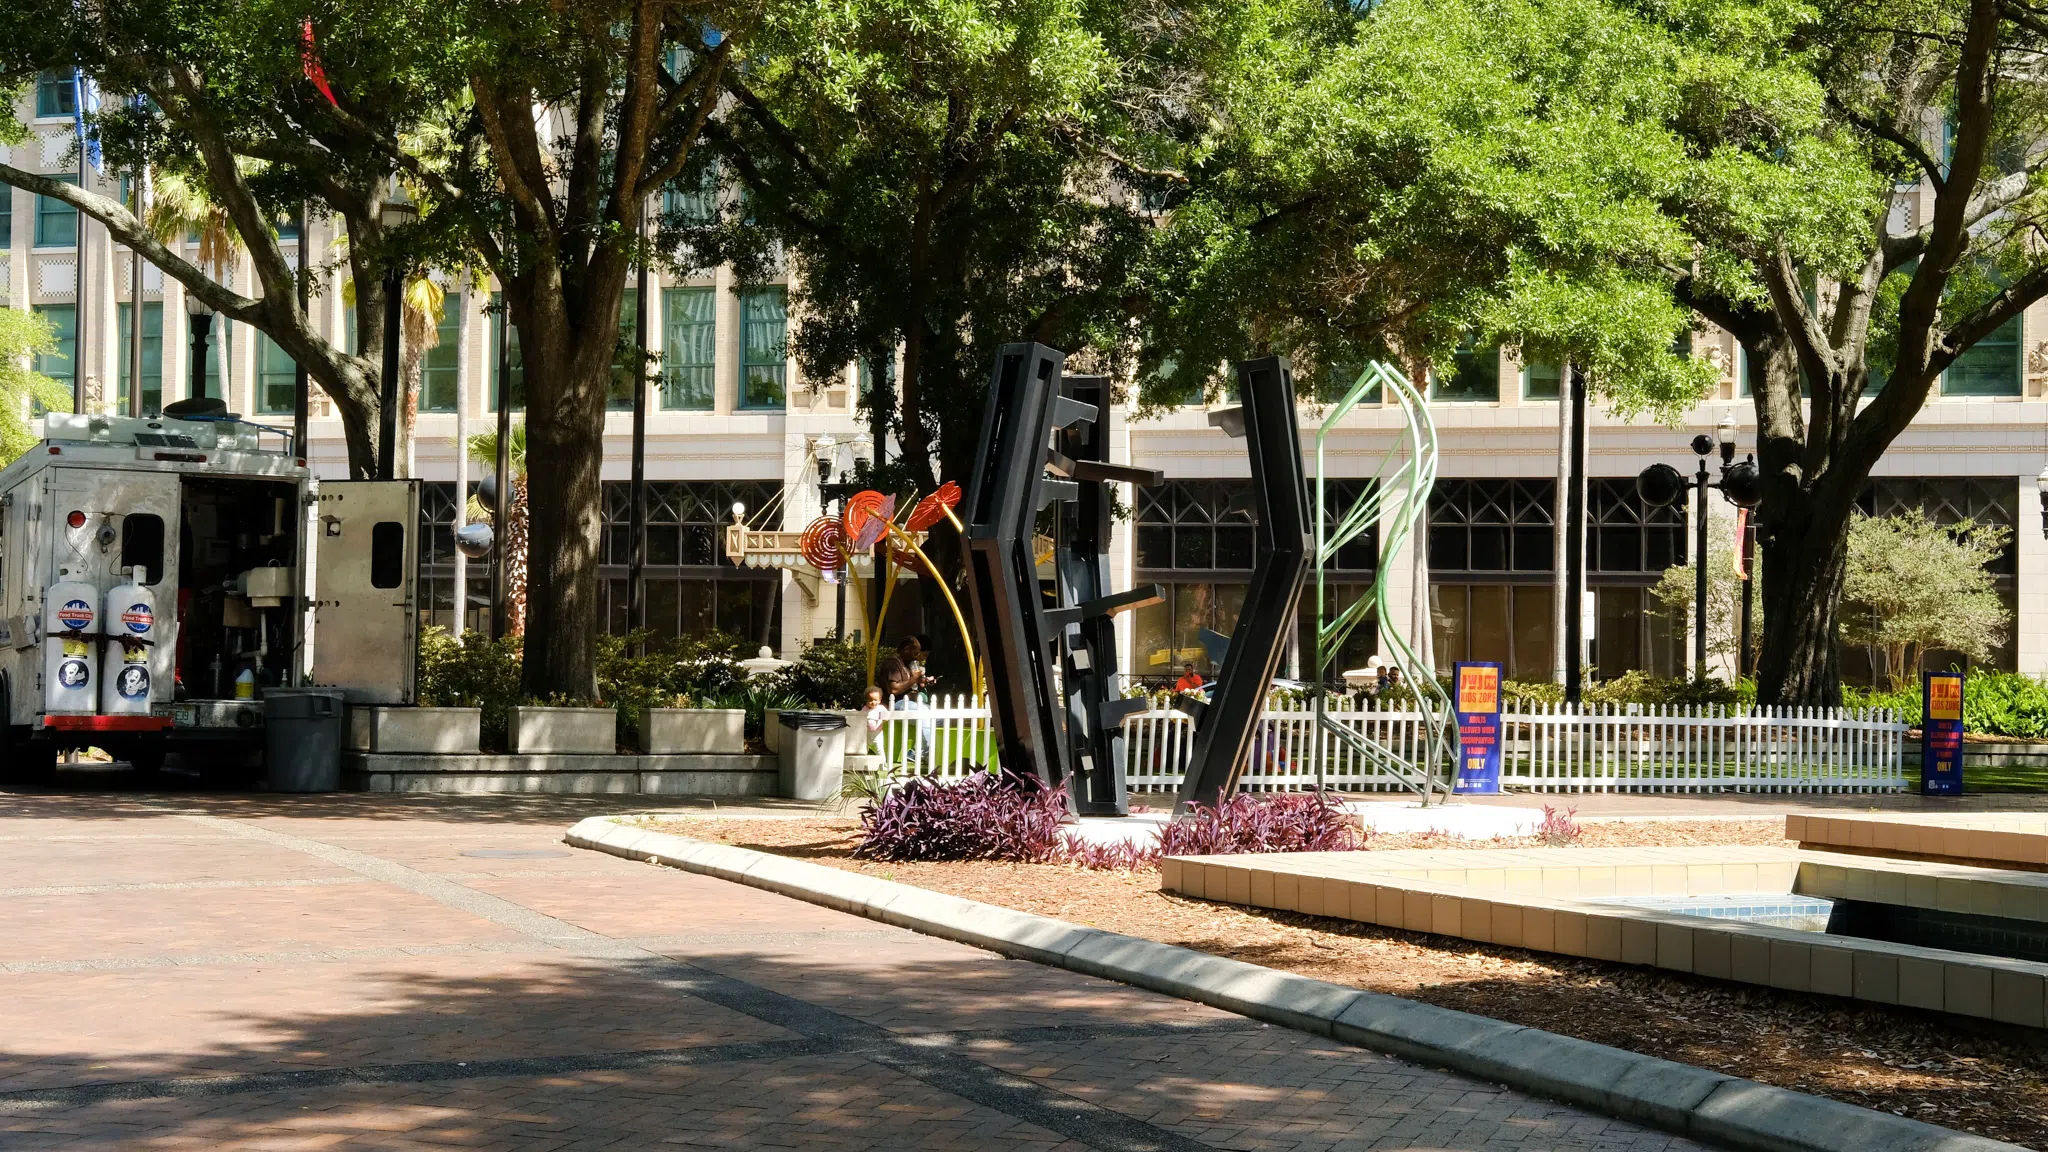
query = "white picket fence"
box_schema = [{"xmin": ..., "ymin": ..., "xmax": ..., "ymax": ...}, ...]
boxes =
[{"xmin": 874, "ymin": 694, "xmax": 1908, "ymax": 793}]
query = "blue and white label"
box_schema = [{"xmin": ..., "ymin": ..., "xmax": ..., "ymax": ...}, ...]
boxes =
[
  {"xmin": 122, "ymin": 604, "xmax": 152, "ymax": 634},
  {"xmin": 116, "ymin": 666, "xmax": 150, "ymax": 700},
  {"xmin": 56, "ymin": 600, "xmax": 93, "ymax": 630}
]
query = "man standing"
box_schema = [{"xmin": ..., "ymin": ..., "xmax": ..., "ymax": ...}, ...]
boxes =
[{"xmin": 1175, "ymin": 663, "xmax": 1205, "ymax": 694}]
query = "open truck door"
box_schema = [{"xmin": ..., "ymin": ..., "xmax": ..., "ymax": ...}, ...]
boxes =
[{"xmin": 310, "ymin": 481, "xmax": 419, "ymax": 704}]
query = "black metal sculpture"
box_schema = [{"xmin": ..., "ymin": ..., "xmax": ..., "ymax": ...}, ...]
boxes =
[
  {"xmin": 961, "ymin": 346, "xmax": 1162, "ymax": 813},
  {"xmin": 1173, "ymin": 356, "xmax": 1313, "ymax": 811},
  {"xmin": 1055, "ymin": 375, "xmax": 1163, "ymax": 814}
]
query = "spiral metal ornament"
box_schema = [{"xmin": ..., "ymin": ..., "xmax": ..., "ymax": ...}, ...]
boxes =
[
  {"xmin": 844, "ymin": 491, "xmax": 894, "ymax": 550},
  {"xmin": 799, "ymin": 516, "xmax": 849, "ymax": 572}
]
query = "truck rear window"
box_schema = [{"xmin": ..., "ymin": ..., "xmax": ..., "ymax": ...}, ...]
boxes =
[{"xmin": 121, "ymin": 514, "xmax": 165, "ymax": 584}]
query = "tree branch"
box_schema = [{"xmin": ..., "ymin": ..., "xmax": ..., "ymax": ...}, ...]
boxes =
[{"xmin": 0, "ymin": 162, "xmax": 260, "ymax": 322}]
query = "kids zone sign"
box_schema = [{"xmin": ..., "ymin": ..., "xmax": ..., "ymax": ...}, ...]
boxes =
[{"xmin": 1452, "ymin": 662, "xmax": 1503, "ymax": 794}]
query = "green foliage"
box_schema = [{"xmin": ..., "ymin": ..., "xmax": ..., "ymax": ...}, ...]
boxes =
[
  {"xmin": 595, "ymin": 630, "xmax": 754, "ymax": 746},
  {"xmin": 415, "ymin": 627, "xmax": 524, "ymax": 751},
  {"xmin": 704, "ymin": 681, "xmax": 809, "ymax": 748},
  {"xmin": 1846, "ymin": 671, "xmax": 2048, "ymax": 740},
  {"xmin": 0, "ymin": 310, "xmax": 68, "ymax": 463},
  {"xmin": 1140, "ymin": 0, "xmax": 1715, "ymax": 418},
  {"xmin": 1841, "ymin": 510, "xmax": 2012, "ymax": 689},
  {"xmin": 1650, "ymin": 514, "xmax": 1751, "ymax": 667},
  {"xmin": 769, "ymin": 635, "xmax": 870, "ymax": 711},
  {"xmin": 1496, "ymin": 672, "xmax": 1744, "ymax": 709}
]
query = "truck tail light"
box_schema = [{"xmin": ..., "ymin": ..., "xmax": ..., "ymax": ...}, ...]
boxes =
[{"xmin": 66, "ymin": 510, "xmax": 86, "ymax": 529}]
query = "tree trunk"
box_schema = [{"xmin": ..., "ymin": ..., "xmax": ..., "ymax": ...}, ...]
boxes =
[{"xmin": 1754, "ymin": 487, "xmax": 1853, "ymax": 706}]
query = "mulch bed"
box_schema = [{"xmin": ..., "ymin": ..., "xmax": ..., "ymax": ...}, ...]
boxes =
[{"xmin": 646, "ymin": 814, "xmax": 2048, "ymax": 1146}]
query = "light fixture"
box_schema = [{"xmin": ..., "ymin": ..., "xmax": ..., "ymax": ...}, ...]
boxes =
[
  {"xmin": 378, "ymin": 177, "xmax": 417, "ymax": 231},
  {"xmin": 2036, "ymin": 464, "xmax": 2048, "ymax": 538},
  {"xmin": 731, "ymin": 501, "xmax": 746, "ymax": 525},
  {"xmin": 1716, "ymin": 414, "xmax": 1738, "ymax": 464},
  {"xmin": 849, "ymin": 430, "xmax": 873, "ymax": 463},
  {"xmin": 184, "ymin": 292, "xmax": 215, "ymax": 318}
]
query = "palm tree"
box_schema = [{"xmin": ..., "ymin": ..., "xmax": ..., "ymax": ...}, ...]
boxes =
[
  {"xmin": 466, "ymin": 424, "xmax": 528, "ymax": 635},
  {"xmin": 144, "ymin": 171, "xmax": 240, "ymax": 276},
  {"xmin": 0, "ymin": 310, "xmax": 69, "ymax": 464}
]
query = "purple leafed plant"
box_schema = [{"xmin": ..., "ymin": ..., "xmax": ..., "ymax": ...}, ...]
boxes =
[
  {"xmin": 1159, "ymin": 790, "xmax": 1364, "ymax": 858},
  {"xmin": 854, "ymin": 769, "xmax": 1070, "ymax": 862}
]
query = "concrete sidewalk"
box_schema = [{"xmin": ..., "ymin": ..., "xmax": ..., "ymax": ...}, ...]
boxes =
[{"xmin": 0, "ymin": 789, "xmax": 1706, "ymax": 1150}]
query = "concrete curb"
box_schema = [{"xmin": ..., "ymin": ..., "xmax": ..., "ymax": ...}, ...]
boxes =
[{"xmin": 564, "ymin": 815, "xmax": 2020, "ymax": 1152}]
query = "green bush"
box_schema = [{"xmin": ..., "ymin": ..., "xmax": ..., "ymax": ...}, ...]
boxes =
[
  {"xmin": 596, "ymin": 630, "xmax": 753, "ymax": 748},
  {"xmin": 416, "ymin": 628, "xmax": 524, "ymax": 751},
  {"xmin": 770, "ymin": 635, "xmax": 870, "ymax": 709},
  {"xmin": 1845, "ymin": 670, "xmax": 2048, "ymax": 739}
]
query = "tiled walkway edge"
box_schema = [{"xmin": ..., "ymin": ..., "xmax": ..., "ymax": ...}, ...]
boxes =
[{"xmin": 564, "ymin": 816, "xmax": 2017, "ymax": 1152}]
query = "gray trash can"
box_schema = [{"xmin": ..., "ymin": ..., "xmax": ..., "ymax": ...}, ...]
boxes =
[
  {"xmin": 777, "ymin": 711, "xmax": 848, "ymax": 801},
  {"xmin": 264, "ymin": 688, "xmax": 347, "ymax": 792}
]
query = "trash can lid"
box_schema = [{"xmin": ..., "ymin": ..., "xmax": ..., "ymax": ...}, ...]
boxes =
[{"xmin": 777, "ymin": 710, "xmax": 848, "ymax": 731}]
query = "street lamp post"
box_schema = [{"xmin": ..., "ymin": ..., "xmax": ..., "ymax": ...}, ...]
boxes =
[
  {"xmin": 1638, "ymin": 414, "xmax": 1760, "ymax": 681},
  {"xmin": 376, "ymin": 183, "xmax": 417, "ymax": 481},
  {"xmin": 185, "ymin": 294, "xmax": 215, "ymax": 403}
]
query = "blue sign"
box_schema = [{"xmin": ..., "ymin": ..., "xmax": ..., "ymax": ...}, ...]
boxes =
[
  {"xmin": 1921, "ymin": 670, "xmax": 1965, "ymax": 796},
  {"xmin": 1451, "ymin": 661, "xmax": 1504, "ymax": 794}
]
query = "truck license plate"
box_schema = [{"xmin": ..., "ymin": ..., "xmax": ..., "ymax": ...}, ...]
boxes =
[{"xmin": 153, "ymin": 703, "xmax": 197, "ymax": 727}]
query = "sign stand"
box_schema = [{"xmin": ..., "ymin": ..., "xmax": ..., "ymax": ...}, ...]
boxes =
[
  {"xmin": 1921, "ymin": 669, "xmax": 1965, "ymax": 796},
  {"xmin": 1451, "ymin": 661, "xmax": 1504, "ymax": 795}
]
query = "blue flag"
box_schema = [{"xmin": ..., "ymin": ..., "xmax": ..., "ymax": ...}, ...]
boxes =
[{"xmin": 71, "ymin": 69, "xmax": 103, "ymax": 173}]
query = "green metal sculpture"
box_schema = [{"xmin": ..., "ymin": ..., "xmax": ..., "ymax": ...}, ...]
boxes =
[{"xmin": 1311, "ymin": 362, "xmax": 1455, "ymax": 803}]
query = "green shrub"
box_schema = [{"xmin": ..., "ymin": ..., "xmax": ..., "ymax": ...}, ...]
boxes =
[
  {"xmin": 771, "ymin": 635, "xmax": 869, "ymax": 709},
  {"xmin": 416, "ymin": 627, "xmax": 524, "ymax": 751},
  {"xmin": 596, "ymin": 630, "xmax": 753, "ymax": 747},
  {"xmin": 1846, "ymin": 670, "xmax": 2048, "ymax": 739}
]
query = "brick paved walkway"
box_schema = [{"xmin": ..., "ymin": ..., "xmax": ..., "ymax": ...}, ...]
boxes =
[{"xmin": 0, "ymin": 791, "xmax": 1709, "ymax": 1150}]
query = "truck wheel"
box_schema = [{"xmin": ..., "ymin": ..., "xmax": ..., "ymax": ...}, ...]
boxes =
[
  {"xmin": 1, "ymin": 736, "xmax": 58, "ymax": 787},
  {"xmin": 128, "ymin": 742, "xmax": 167, "ymax": 780}
]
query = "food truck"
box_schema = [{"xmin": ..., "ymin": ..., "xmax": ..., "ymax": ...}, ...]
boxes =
[{"xmin": 0, "ymin": 409, "xmax": 417, "ymax": 780}]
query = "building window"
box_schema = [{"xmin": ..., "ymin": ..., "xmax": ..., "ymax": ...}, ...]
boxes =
[
  {"xmin": 1431, "ymin": 338, "xmax": 1500, "ymax": 402},
  {"xmin": 608, "ymin": 291, "xmax": 641, "ymax": 411},
  {"xmin": 1522, "ymin": 359, "xmax": 1561, "ymax": 400},
  {"xmin": 1430, "ymin": 584, "xmax": 1556, "ymax": 681},
  {"xmin": 421, "ymin": 294, "xmax": 461, "ymax": 412},
  {"xmin": 1321, "ymin": 362, "xmax": 1381, "ymax": 404},
  {"xmin": 661, "ymin": 287, "xmax": 715, "ymax": 410},
  {"xmin": 1943, "ymin": 314, "xmax": 2022, "ymax": 396},
  {"xmin": 1136, "ymin": 480, "xmax": 1255, "ymax": 572},
  {"xmin": 740, "ymin": 289, "xmax": 787, "ymax": 409},
  {"xmin": 1132, "ymin": 582, "xmax": 1245, "ymax": 678},
  {"xmin": 32, "ymin": 303, "xmax": 75, "ymax": 386},
  {"xmin": 256, "ymin": 333, "xmax": 297, "ymax": 414},
  {"xmin": 1428, "ymin": 478, "xmax": 1554, "ymax": 574},
  {"xmin": 1590, "ymin": 477, "xmax": 1686, "ymax": 573},
  {"xmin": 36, "ymin": 70, "xmax": 76, "ymax": 118},
  {"xmin": 35, "ymin": 175, "xmax": 78, "ymax": 248},
  {"xmin": 596, "ymin": 480, "xmax": 784, "ymax": 644},
  {"xmin": 116, "ymin": 302, "xmax": 162, "ymax": 416},
  {"xmin": 663, "ymin": 164, "xmax": 719, "ymax": 227},
  {"xmin": 491, "ymin": 294, "xmax": 523, "ymax": 411},
  {"xmin": 0, "ymin": 190, "xmax": 11, "ymax": 247},
  {"xmin": 1594, "ymin": 587, "xmax": 1681, "ymax": 679}
]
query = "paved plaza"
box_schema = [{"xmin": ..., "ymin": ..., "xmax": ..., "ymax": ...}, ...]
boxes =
[{"xmin": 0, "ymin": 788, "xmax": 1723, "ymax": 1151}]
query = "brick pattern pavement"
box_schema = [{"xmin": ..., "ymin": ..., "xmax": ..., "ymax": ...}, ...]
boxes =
[{"xmin": 0, "ymin": 791, "xmax": 1710, "ymax": 1150}]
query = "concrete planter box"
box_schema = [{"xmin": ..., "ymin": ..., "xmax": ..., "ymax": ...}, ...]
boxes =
[
  {"xmin": 508, "ymin": 706, "xmax": 617, "ymax": 754},
  {"xmin": 640, "ymin": 708, "xmax": 744, "ymax": 754},
  {"xmin": 347, "ymin": 706, "xmax": 481, "ymax": 754}
]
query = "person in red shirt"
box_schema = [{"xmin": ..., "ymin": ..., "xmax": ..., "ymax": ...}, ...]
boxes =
[{"xmin": 1175, "ymin": 663, "xmax": 1205, "ymax": 693}]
